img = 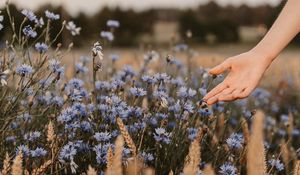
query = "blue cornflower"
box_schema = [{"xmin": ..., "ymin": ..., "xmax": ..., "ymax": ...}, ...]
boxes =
[
  {"xmin": 93, "ymin": 143, "xmax": 113, "ymax": 164},
  {"xmin": 51, "ymin": 96, "xmax": 64, "ymax": 106},
  {"xmin": 140, "ymin": 152, "xmax": 154, "ymax": 162},
  {"xmin": 45, "ymin": 10, "xmax": 60, "ymax": 20},
  {"xmin": 142, "ymin": 75, "xmax": 157, "ymax": 84},
  {"xmin": 16, "ymin": 64, "xmax": 34, "ymax": 76},
  {"xmin": 5, "ymin": 136, "xmax": 16, "ymax": 143},
  {"xmin": 35, "ymin": 42, "xmax": 48, "ymax": 53},
  {"xmin": 177, "ymin": 86, "xmax": 197, "ymax": 98},
  {"xmin": 22, "ymin": 25, "xmax": 37, "ymax": 38},
  {"xmin": 68, "ymin": 78, "xmax": 84, "ymax": 89},
  {"xmin": 187, "ymin": 128, "xmax": 198, "ymax": 140},
  {"xmin": 110, "ymin": 54, "xmax": 120, "ymax": 61},
  {"xmin": 16, "ymin": 145, "xmax": 30, "ymax": 157},
  {"xmin": 57, "ymin": 107, "xmax": 77, "ymax": 123},
  {"xmin": 24, "ymin": 131, "xmax": 41, "ymax": 141},
  {"xmin": 268, "ymin": 159, "xmax": 284, "ymax": 171},
  {"xmin": 130, "ymin": 87, "xmax": 147, "ymax": 97},
  {"xmin": 107, "ymin": 20, "xmax": 120, "ymax": 28},
  {"xmin": 153, "ymin": 89, "xmax": 169, "ymax": 99},
  {"xmin": 226, "ymin": 133, "xmax": 244, "ymax": 149},
  {"xmin": 170, "ymin": 77, "xmax": 185, "ymax": 86},
  {"xmin": 173, "ymin": 43, "xmax": 188, "ymax": 52},
  {"xmin": 100, "ymin": 31, "xmax": 114, "ymax": 41},
  {"xmin": 31, "ymin": 147, "xmax": 47, "ymax": 158},
  {"xmin": 198, "ymin": 108, "xmax": 212, "ymax": 117},
  {"xmin": 154, "ymin": 73, "xmax": 170, "ymax": 83},
  {"xmin": 94, "ymin": 132, "xmax": 111, "ymax": 142},
  {"xmin": 59, "ymin": 143, "xmax": 77, "ymax": 160},
  {"xmin": 48, "ymin": 59, "xmax": 65, "ymax": 74},
  {"xmin": 66, "ymin": 21, "xmax": 81, "ymax": 36},
  {"xmin": 80, "ymin": 121, "xmax": 92, "ymax": 132},
  {"xmin": 153, "ymin": 128, "xmax": 171, "ymax": 144},
  {"xmin": 17, "ymin": 113, "xmax": 32, "ymax": 122},
  {"xmin": 183, "ymin": 101, "xmax": 194, "ymax": 113},
  {"xmin": 0, "ymin": 14, "xmax": 3, "ymax": 31},
  {"xmin": 75, "ymin": 63, "xmax": 88, "ymax": 73},
  {"xmin": 35, "ymin": 17, "xmax": 44, "ymax": 27},
  {"xmin": 199, "ymin": 87, "xmax": 207, "ymax": 96},
  {"xmin": 21, "ymin": 9, "xmax": 37, "ymax": 21},
  {"xmin": 219, "ymin": 163, "xmax": 237, "ymax": 175}
]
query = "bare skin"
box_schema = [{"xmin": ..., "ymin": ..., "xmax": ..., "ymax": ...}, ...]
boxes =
[{"xmin": 203, "ymin": 0, "xmax": 300, "ymax": 105}]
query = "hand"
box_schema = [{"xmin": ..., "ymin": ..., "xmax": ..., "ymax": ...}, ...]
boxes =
[{"xmin": 203, "ymin": 51, "xmax": 272, "ymax": 105}]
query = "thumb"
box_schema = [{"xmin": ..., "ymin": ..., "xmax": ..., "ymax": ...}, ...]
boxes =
[{"xmin": 209, "ymin": 59, "xmax": 231, "ymax": 75}]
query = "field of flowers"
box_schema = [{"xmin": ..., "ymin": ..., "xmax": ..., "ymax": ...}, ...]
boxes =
[{"xmin": 0, "ymin": 2, "xmax": 300, "ymax": 175}]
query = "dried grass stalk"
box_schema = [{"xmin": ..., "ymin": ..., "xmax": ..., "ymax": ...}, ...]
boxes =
[
  {"xmin": 116, "ymin": 117, "xmax": 137, "ymax": 156},
  {"xmin": 11, "ymin": 151, "xmax": 23, "ymax": 175},
  {"xmin": 247, "ymin": 110, "xmax": 267, "ymax": 175},
  {"xmin": 87, "ymin": 165, "xmax": 97, "ymax": 175},
  {"xmin": 294, "ymin": 160, "xmax": 300, "ymax": 175},
  {"xmin": 47, "ymin": 121, "xmax": 56, "ymax": 142},
  {"xmin": 203, "ymin": 164, "xmax": 216, "ymax": 175},
  {"xmin": 32, "ymin": 160, "xmax": 52, "ymax": 175},
  {"xmin": 0, "ymin": 153, "xmax": 11, "ymax": 175},
  {"xmin": 106, "ymin": 146, "xmax": 114, "ymax": 170},
  {"xmin": 241, "ymin": 117, "xmax": 250, "ymax": 144},
  {"xmin": 183, "ymin": 138, "xmax": 201, "ymax": 175},
  {"xmin": 106, "ymin": 135, "xmax": 124, "ymax": 175}
]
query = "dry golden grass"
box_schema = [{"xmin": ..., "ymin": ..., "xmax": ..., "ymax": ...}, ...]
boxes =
[{"xmin": 247, "ymin": 111, "xmax": 267, "ymax": 175}]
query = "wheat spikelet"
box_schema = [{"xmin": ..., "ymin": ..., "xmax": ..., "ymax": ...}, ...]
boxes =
[
  {"xmin": 183, "ymin": 138, "xmax": 201, "ymax": 175},
  {"xmin": 241, "ymin": 117, "xmax": 250, "ymax": 144},
  {"xmin": 203, "ymin": 164, "xmax": 215, "ymax": 175},
  {"xmin": 87, "ymin": 165, "xmax": 97, "ymax": 175},
  {"xmin": 116, "ymin": 117, "xmax": 137, "ymax": 156},
  {"xmin": 47, "ymin": 121, "xmax": 56, "ymax": 142},
  {"xmin": 31, "ymin": 160, "xmax": 52, "ymax": 175},
  {"xmin": 288, "ymin": 112, "xmax": 294, "ymax": 140},
  {"xmin": 106, "ymin": 135, "xmax": 124, "ymax": 175},
  {"xmin": 247, "ymin": 110, "xmax": 267, "ymax": 175},
  {"xmin": 0, "ymin": 153, "xmax": 11, "ymax": 175},
  {"xmin": 294, "ymin": 160, "xmax": 300, "ymax": 175},
  {"xmin": 280, "ymin": 140, "xmax": 290, "ymax": 172},
  {"xmin": 106, "ymin": 146, "xmax": 113, "ymax": 170},
  {"xmin": 11, "ymin": 151, "xmax": 23, "ymax": 175}
]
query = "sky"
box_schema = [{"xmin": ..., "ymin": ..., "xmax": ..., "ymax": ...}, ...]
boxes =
[{"xmin": 0, "ymin": 0, "xmax": 282, "ymax": 16}]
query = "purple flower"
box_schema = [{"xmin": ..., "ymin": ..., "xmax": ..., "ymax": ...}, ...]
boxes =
[
  {"xmin": 219, "ymin": 163, "xmax": 237, "ymax": 175},
  {"xmin": 94, "ymin": 132, "xmax": 111, "ymax": 142},
  {"xmin": 100, "ymin": 31, "xmax": 114, "ymax": 41},
  {"xmin": 21, "ymin": 9, "xmax": 37, "ymax": 21},
  {"xmin": 107, "ymin": 20, "xmax": 120, "ymax": 28},
  {"xmin": 153, "ymin": 128, "xmax": 171, "ymax": 144},
  {"xmin": 66, "ymin": 21, "xmax": 81, "ymax": 36},
  {"xmin": 130, "ymin": 87, "xmax": 147, "ymax": 97},
  {"xmin": 22, "ymin": 25, "xmax": 37, "ymax": 38},
  {"xmin": 268, "ymin": 159, "xmax": 284, "ymax": 171},
  {"xmin": 35, "ymin": 42, "xmax": 48, "ymax": 53},
  {"xmin": 31, "ymin": 147, "xmax": 47, "ymax": 157},
  {"xmin": 226, "ymin": 133, "xmax": 244, "ymax": 149},
  {"xmin": 16, "ymin": 64, "xmax": 34, "ymax": 76},
  {"xmin": 45, "ymin": 10, "xmax": 60, "ymax": 20}
]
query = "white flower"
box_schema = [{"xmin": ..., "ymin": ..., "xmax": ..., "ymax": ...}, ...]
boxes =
[
  {"xmin": 92, "ymin": 42, "xmax": 103, "ymax": 60},
  {"xmin": 66, "ymin": 21, "xmax": 81, "ymax": 36},
  {"xmin": 0, "ymin": 69, "xmax": 10, "ymax": 86}
]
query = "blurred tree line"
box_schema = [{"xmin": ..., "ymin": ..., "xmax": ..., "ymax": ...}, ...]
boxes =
[{"xmin": 1, "ymin": 0, "xmax": 298, "ymax": 47}]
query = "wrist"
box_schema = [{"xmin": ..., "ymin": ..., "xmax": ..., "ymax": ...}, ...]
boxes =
[{"xmin": 248, "ymin": 47, "xmax": 275, "ymax": 67}]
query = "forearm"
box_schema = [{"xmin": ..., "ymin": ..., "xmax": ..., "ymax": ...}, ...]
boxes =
[{"xmin": 251, "ymin": 0, "xmax": 300, "ymax": 64}]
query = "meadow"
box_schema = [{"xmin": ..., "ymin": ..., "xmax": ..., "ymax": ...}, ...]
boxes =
[{"xmin": 0, "ymin": 3, "xmax": 300, "ymax": 175}]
